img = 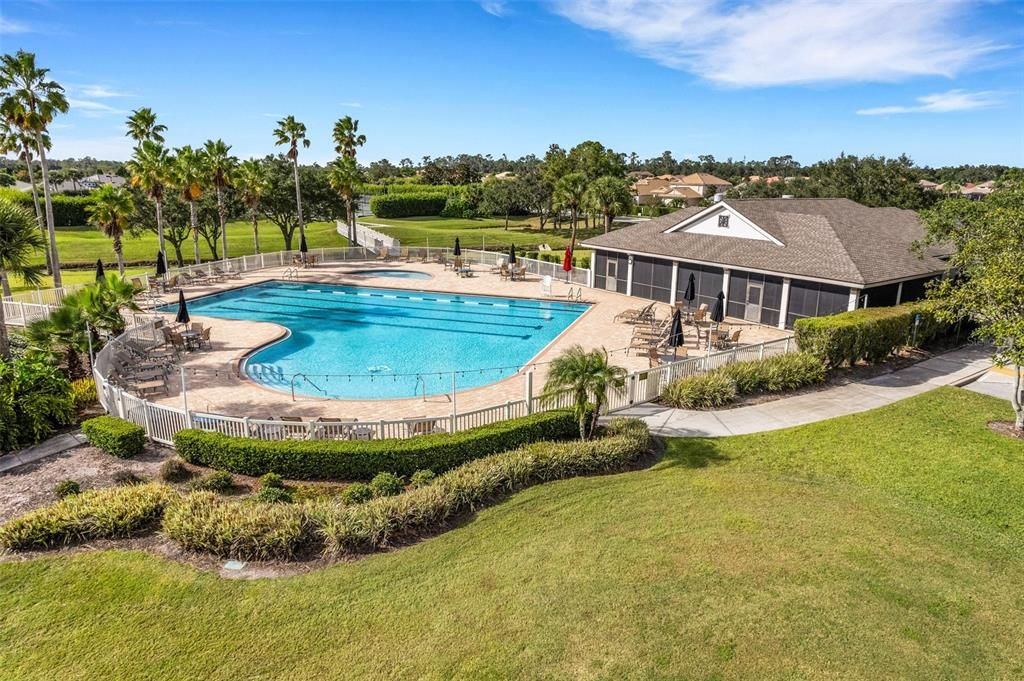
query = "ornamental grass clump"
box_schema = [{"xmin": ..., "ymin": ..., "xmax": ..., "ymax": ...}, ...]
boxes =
[
  {"xmin": 661, "ymin": 373, "xmax": 737, "ymax": 410},
  {"xmin": 0, "ymin": 483, "xmax": 175, "ymax": 550}
]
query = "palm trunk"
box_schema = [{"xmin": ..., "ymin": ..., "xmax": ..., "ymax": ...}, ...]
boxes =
[
  {"xmin": 190, "ymin": 201, "xmax": 201, "ymax": 264},
  {"xmin": 113, "ymin": 235, "xmax": 125, "ymax": 274},
  {"xmin": 344, "ymin": 198, "xmax": 354, "ymax": 245},
  {"xmin": 155, "ymin": 197, "xmax": 165, "ymax": 264},
  {"xmin": 292, "ymin": 158, "xmax": 305, "ymax": 249},
  {"xmin": 216, "ymin": 185, "xmax": 228, "ymax": 261},
  {"xmin": 605, "ymin": 213, "xmax": 612, "ymax": 233},
  {"xmin": 34, "ymin": 136, "xmax": 62, "ymax": 288},
  {"xmin": 251, "ymin": 211, "xmax": 261, "ymax": 254},
  {"xmin": 1013, "ymin": 365, "xmax": 1023, "ymax": 432},
  {"xmin": 0, "ymin": 293, "xmax": 8, "ymax": 359},
  {"xmin": 1, "ymin": 269, "xmax": 10, "ymax": 298},
  {"xmin": 22, "ymin": 146, "xmax": 50, "ymax": 275}
]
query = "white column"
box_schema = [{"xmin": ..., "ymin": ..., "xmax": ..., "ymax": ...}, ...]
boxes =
[
  {"xmin": 669, "ymin": 262, "xmax": 679, "ymax": 305},
  {"xmin": 588, "ymin": 252, "xmax": 596, "ymax": 288},
  {"xmin": 778, "ymin": 278, "xmax": 791, "ymax": 330},
  {"xmin": 721, "ymin": 268, "xmax": 731, "ymax": 304},
  {"xmin": 626, "ymin": 255, "xmax": 634, "ymax": 296},
  {"xmin": 895, "ymin": 281, "xmax": 903, "ymax": 305},
  {"xmin": 524, "ymin": 371, "xmax": 534, "ymax": 414},
  {"xmin": 847, "ymin": 288, "xmax": 859, "ymax": 311}
]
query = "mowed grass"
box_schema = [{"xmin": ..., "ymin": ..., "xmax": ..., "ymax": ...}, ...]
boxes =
[
  {"xmin": 2, "ymin": 388, "xmax": 1023, "ymax": 680},
  {"xmin": 361, "ymin": 214, "xmax": 601, "ymax": 253}
]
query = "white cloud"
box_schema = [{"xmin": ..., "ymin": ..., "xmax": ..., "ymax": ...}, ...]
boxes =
[
  {"xmin": 77, "ymin": 84, "xmax": 132, "ymax": 98},
  {"xmin": 340, "ymin": 101, "xmax": 363, "ymax": 108},
  {"xmin": 479, "ymin": 0, "xmax": 508, "ymax": 17},
  {"xmin": 857, "ymin": 89, "xmax": 1002, "ymax": 115},
  {"xmin": 551, "ymin": 0, "xmax": 999, "ymax": 86},
  {"xmin": 51, "ymin": 135, "xmax": 136, "ymax": 161},
  {"xmin": 67, "ymin": 99, "xmax": 127, "ymax": 118},
  {"xmin": 0, "ymin": 17, "xmax": 33, "ymax": 33}
]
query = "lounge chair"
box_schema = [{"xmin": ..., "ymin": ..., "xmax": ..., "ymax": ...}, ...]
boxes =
[
  {"xmin": 538, "ymin": 244, "xmax": 552, "ymax": 252},
  {"xmin": 400, "ymin": 247, "xmax": 411, "ymax": 262},
  {"xmin": 614, "ymin": 302, "xmax": 656, "ymax": 324},
  {"xmin": 409, "ymin": 418, "xmax": 444, "ymax": 436},
  {"xmin": 134, "ymin": 378, "xmax": 169, "ymax": 397}
]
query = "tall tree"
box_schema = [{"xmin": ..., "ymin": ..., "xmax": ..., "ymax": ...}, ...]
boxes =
[
  {"xmin": 326, "ymin": 155, "xmax": 363, "ymax": 245},
  {"xmin": 331, "ymin": 115, "xmax": 367, "ymax": 244},
  {"xmin": 203, "ymin": 138, "xmax": 237, "ymax": 260},
  {"xmin": 86, "ymin": 184, "xmax": 135, "ymax": 275},
  {"xmin": 480, "ymin": 178, "xmax": 524, "ymax": 230},
  {"xmin": 272, "ymin": 116, "xmax": 310, "ymax": 250},
  {"xmin": 234, "ymin": 159, "xmax": 271, "ymax": 254},
  {"xmin": 0, "ymin": 120, "xmax": 46, "ymax": 261},
  {"xmin": 0, "ymin": 50, "xmax": 69, "ymax": 287},
  {"xmin": 919, "ymin": 173, "xmax": 1024, "ymax": 431},
  {"xmin": 554, "ymin": 172, "xmax": 587, "ymax": 250},
  {"xmin": 586, "ymin": 175, "xmax": 633, "ymax": 233},
  {"xmin": 172, "ymin": 145, "xmax": 206, "ymax": 264},
  {"xmin": 124, "ymin": 140, "xmax": 172, "ymax": 262},
  {"xmin": 125, "ymin": 107, "xmax": 167, "ymax": 145},
  {"xmin": 0, "ymin": 199, "xmax": 46, "ymax": 358}
]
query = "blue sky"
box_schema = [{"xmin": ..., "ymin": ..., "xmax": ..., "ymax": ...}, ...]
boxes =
[{"xmin": 2, "ymin": 0, "xmax": 1022, "ymax": 167}]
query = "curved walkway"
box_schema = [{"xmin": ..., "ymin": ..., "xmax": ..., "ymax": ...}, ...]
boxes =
[{"xmin": 614, "ymin": 345, "xmax": 993, "ymax": 438}]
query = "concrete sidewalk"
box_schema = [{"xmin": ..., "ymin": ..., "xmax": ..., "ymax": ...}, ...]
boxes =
[
  {"xmin": 0, "ymin": 431, "xmax": 88, "ymax": 474},
  {"xmin": 614, "ymin": 345, "xmax": 993, "ymax": 438}
]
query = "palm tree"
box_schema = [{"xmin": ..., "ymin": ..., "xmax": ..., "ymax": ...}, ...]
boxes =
[
  {"xmin": 554, "ymin": 172, "xmax": 588, "ymax": 250},
  {"xmin": 272, "ymin": 116, "xmax": 311, "ymax": 250},
  {"xmin": 540, "ymin": 345, "xmax": 626, "ymax": 440},
  {"xmin": 172, "ymin": 145, "xmax": 206, "ymax": 264},
  {"xmin": 203, "ymin": 139, "xmax": 237, "ymax": 261},
  {"xmin": 586, "ymin": 176, "xmax": 633, "ymax": 233},
  {"xmin": 0, "ymin": 50, "xmax": 69, "ymax": 288},
  {"xmin": 124, "ymin": 140, "xmax": 172, "ymax": 262},
  {"xmin": 86, "ymin": 184, "xmax": 135, "ymax": 275},
  {"xmin": 235, "ymin": 159, "xmax": 271, "ymax": 254},
  {"xmin": 326, "ymin": 156, "xmax": 363, "ymax": 245},
  {"xmin": 0, "ymin": 120, "xmax": 46, "ymax": 244},
  {"xmin": 125, "ymin": 107, "xmax": 166, "ymax": 145},
  {"xmin": 0, "ymin": 199, "xmax": 46, "ymax": 358},
  {"xmin": 331, "ymin": 116, "xmax": 367, "ymax": 244}
]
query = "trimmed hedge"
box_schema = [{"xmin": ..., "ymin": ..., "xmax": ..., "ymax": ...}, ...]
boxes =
[
  {"xmin": 369, "ymin": 193, "xmax": 447, "ymax": 218},
  {"xmin": 173, "ymin": 409, "xmax": 582, "ymax": 481},
  {"xmin": 9, "ymin": 192, "xmax": 92, "ymax": 226},
  {"xmin": 81, "ymin": 416, "xmax": 146, "ymax": 458},
  {"xmin": 795, "ymin": 304, "xmax": 946, "ymax": 368},
  {"xmin": 0, "ymin": 483, "xmax": 175, "ymax": 550}
]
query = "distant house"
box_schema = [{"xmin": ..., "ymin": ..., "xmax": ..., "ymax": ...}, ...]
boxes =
[
  {"xmin": 583, "ymin": 198, "xmax": 949, "ymax": 329},
  {"xmin": 631, "ymin": 173, "xmax": 733, "ymax": 206},
  {"xmin": 14, "ymin": 172, "xmax": 125, "ymax": 194},
  {"xmin": 918, "ymin": 179, "xmax": 940, "ymax": 191}
]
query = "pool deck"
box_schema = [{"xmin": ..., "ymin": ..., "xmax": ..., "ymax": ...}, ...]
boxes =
[{"xmin": 142, "ymin": 260, "xmax": 789, "ymax": 421}]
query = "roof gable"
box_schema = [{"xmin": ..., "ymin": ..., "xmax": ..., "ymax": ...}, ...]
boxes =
[{"xmin": 664, "ymin": 202, "xmax": 783, "ymax": 245}]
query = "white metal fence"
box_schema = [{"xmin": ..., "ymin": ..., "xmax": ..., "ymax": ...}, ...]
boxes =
[{"xmin": 93, "ymin": 310, "xmax": 794, "ymax": 445}]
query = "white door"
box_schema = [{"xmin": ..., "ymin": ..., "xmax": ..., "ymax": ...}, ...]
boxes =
[
  {"xmin": 744, "ymin": 283, "xmax": 763, "ymax": 322},
  {"xmin": 605, "ymin": 259, "xmax": 618, "ymax": 291}
]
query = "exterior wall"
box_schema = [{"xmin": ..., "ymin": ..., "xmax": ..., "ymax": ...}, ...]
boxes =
[
  {"xmin": 785, "ymin": 280, "xmax": 850, "ymax": 328},
  {"xmin": 861, "ymin": 282, "xmax": 900, "ymax": 307},
  {"xmin": 898, "ymin": 275, "xmax": 937, "ymax": 304},
  {"xmin": 726, "ymin": 270, "xmax": 785, "ymax": 327},
  {"xmin": 593, "ymin": 251, "xmax": 629, "ymax": 294},
  {"xmin": 680, "ymin": 207, "xmax": 773, "ymax": 242},
  {"xmin": 676, "ymin": 262, "xmax": 725, "ymax": 311},
  {"xmin": 629, "ymin": 256, "xmax": 674, "ymax": 302}
]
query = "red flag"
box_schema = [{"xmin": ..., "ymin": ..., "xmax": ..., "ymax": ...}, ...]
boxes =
[{"xmin": 562, "ymin": 246, "xmax": 573, "ymax": 272}]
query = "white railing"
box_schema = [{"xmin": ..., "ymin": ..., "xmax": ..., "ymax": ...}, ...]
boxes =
[
  {"xmin": 460, "ymin": 249, "xmax": 593, "ymax": 288},
  {"xmin": 348, "ymin": 221, "xmax": 400, "ymax": 253},
  {"xmin": 92, "ymin": 309, "xmax": 794, "ymax": 445}
]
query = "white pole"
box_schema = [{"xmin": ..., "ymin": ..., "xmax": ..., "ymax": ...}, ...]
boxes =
[
  {"xmin": 451, "ymin": 372, "xmax": 457, "ymax": 433},
  {"xmin": 180, "ymin": 366, "xmax": 192, "ymax": 427},
  {"xmin": 85, "ymin": 321, "xmax": 94, "ymax": 366}
]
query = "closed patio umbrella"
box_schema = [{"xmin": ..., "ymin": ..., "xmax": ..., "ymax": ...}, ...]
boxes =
[
  {"xmin": 453, "ymin": 237, "xmax": 461, "ymax": 256},
  {"xmin": 508, "ymin": 243, "xmax": 517, "ymax": 265},
  {"xmin": 683, "ymin": 273, "xmax": 696, "ymax": 310},
  {"xmin": 707, "ymin": 290, "xmax": 725, "ymax": 350},
  {"xmin": 668, "ymin": 308, "xmax": 685, "ymax": 360},
  {"xmin": 299, "ymin": 234, "xmax": 308, "ymax": 254},
  {"xmin": 94, "ymin": 259, "xmax": 105, "ymax": 283},
  {"xmin": 175, "ymin": 289, "xmax": 190, "ymax": 325},
  {"xmin": 562, "ymin": 246, "xmax": 572, "ymax": 281},
  {"xmin": 155, "ymin": 250, "xmax": 167, "ymax": 278}
]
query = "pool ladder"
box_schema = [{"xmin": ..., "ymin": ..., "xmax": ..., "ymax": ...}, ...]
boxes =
[
  {"xmin": 283, "ymin": 267, "xmax": 300, "ymax": 280},
  {"xmin": 566, "ymin": 287, "xmax": 583, "ymax": 303}
]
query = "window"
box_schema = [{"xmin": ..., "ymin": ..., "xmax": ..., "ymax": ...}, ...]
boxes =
[{"xmin": 717, "ymin": 214, "xmax": 730, "ymax": 228}]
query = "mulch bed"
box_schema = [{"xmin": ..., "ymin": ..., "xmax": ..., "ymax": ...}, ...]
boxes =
[{"xmin": 988, "ymin": 422, "xmax": 1024, "ymax": 440}]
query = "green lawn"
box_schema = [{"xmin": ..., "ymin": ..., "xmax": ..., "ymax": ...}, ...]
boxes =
[
  {"xmin": 360, "ymin": 214, "xmax": 601, "ymax": 253},
  {"xmin": 2, "ymin": 387, "xmax": 1023, "ymax": 679}
]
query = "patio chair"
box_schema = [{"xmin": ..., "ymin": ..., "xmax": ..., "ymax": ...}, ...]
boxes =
[
  {"xmin": 409, "ymin": 418, "xmax": 444, "ymax": 436},
  {"xmin": 541, "ymin": 275, "xmax": 553, "ymax": 296},
  {"xmin": 400, "ymin": 247, "xmax": 410, "ymax": 261},
  {"xmin": 314, "ymin": 417, "xmax": 358, "ymax": 440},
  {"xmin": 199, "ymin": 326, "xmax": 212, "ymax": 350},
  {"xmin": 499, "ymin": 263, "xmax": 512, "ymax": 280},
  {"xmin": 190, "ymin": 322, "xmax": 204, "ymax": 334},
  {"xmin": 513, "ymin": 265, "xmax": 527, "ymax": 281}
]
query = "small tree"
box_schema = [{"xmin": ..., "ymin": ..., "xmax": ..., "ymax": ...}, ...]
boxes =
[
  {"xmin": 86, "ymin": 184, "xmax": 135, "ymax": 274},
  {"xmin": 540, "ymin": 345, "xmax": 626, "ymax": 440},
  {"xmin": 919, "ymin": 172, "xmax": 1024, "ymax": 431},
  {"xmin": 586, "ymin": 175, "xmax": 632, "ymax": 233}
]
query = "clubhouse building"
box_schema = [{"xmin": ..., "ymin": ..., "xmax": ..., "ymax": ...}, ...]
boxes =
[{"xmin": 583, "ymin": 198, "xmax": 950, "ymax": 329}]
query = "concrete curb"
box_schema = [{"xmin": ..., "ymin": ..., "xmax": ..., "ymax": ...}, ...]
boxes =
[{"xmin": 0, "ymin": 431, "xmax": 88, "ymax": 475}]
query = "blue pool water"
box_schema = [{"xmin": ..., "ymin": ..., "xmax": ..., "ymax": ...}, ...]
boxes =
[
  {"xmin": 165, "ymin": 280, "xmax": 588, "ymax": 399},
  {"xmin": 351, "ymin": 269, "xmax": 432, "ymax": 280}
]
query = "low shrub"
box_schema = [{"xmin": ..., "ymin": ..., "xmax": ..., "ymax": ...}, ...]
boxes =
[
  {"xmin": 409, "ymin": 469, "xmax": 436, "ymax": 488},
  {"xmin": 189, "ymin": 470, "xmax": 234, "ymax": 494},
  {"xmin": 81, "ymin": 416, "xmax": 146, "ymax": 459},
  {"xmin": 340, "ymin": 482, "xmax": 373, "ymax": 505},
  {"xmin": 369, "ymin": 193, "xmax": 447, "ymax": 218},
  {"xmin": 112, "ymin": 469, "xmax": 147, "ymax": 486},
  {"xmin": 370, "ymin": 472, "xmax": 404, "ymax": 497},
  {"xmin": 662, "ymin": 373, "xmax": 737, "ymax": 409},
  {"xmin": 794, "ymin": 304, "xmax": 948, "ymax": 368},
  {"xmin": 320, "ymin": 418, "xmax": 649, "ymax": 556},
  {"xmin": 0, "ymin": 357, "xmax": 75, "ymax": 453},
  {"xmin": 173, "ymin": 409, "xmax": 580, "ymax": 481},
  {"xmin": 159, "ymin": 457, "xmax": 192, "ymax": 483},
  {"xmin": 258, "ymin": 472, "xmax": 284, "ymax": 490},
  {"xmin": 254, "ymin": 486, "xmax": 293, "ymax": 504},
  {"xmin": 0, "ymin": 483, "xmax": 175, "ymax": 550},
  {"xmin": 70, "ymin": 378, "xmax": 97, "ymax": 411},
  {"xmin": 162, "ymin": 491, "xmax": 312, "ymax": 560},
  {"xmin": 714, "ymin": 352, "xmax": 826, "ymax": 395},
  {"xmin": 54, "ymin": 479, "xmax": 80, "ymax": 498}
]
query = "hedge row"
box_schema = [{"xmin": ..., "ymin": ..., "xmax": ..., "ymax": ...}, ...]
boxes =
[
  {"xmin": 164, "ymin": 418, "xmax": 650, "ymax": 560},
  {"xmin": 794, "ymin": 304, "xmax": 947, "ymax": 368},
  {"xmin": 661, "ymin": 352, "xmax": 827, "ymax": 409},
  {"xmin": 81, "ymin": 416, "xmax": 146, "ymax": 458},
  {"xmin": 172, "ymin": 409, "xmax": 582, "ymax": 481},
  {"xmin": 369, "ymin": 193, "xmax": 448, "ymax": 218},
  {"xmin": 0, "ymin": 483, "xmax": 175, "ymax": 550},
  {"xmin": 8, "ymin": 192, "xmax": 92, "ymax": 226}
]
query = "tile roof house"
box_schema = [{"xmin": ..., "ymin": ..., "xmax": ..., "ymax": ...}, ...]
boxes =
[
  {"xmin": 631, "ymin": 173, "xmax": 734, "ymax": 207},
  {"xmin": 582, "ymin": 198, "xmax": 949, "ymax": 329}
]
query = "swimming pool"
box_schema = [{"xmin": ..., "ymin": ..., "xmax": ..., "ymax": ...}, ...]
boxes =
[
  {"xmin": 166, "ymin": 281, "xmax": 588, "ymax": 399},
  {"xmin": 351, "ymin": 269, "xmax": 432, "ymax": 280}
]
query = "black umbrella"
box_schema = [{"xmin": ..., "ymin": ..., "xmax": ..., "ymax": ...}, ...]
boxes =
[
  {"xmin": 711, "ymin": 290, "xmax": 725, "ymax": 323},
  {"xmin": 667, "ymin": 308, "xmax": 685, "ymax": 360},
  {"xmin": 299, "ymin": 234, "xmax": 309, "ymax": 253},
  {"xmin": 453, "ymin": 237, "xmax": 461, "ymax": 256},
  {"xmin": 508, "ymin": 243, "xmax": 517, "ymax": 265},
  {"xmin": 683, "ymin": 273, "xmax": 696, "ymax": 308},
  {"xmin": 155, "ymin": 250, "xmax": 167, "ymax": 277},
  {"xmin": 94, "ymin": 259, "xmax": 106, "ymax": 283},
  {"xmin": 175, "ymin": 289, "xmax": 190, "ymax": 325}
]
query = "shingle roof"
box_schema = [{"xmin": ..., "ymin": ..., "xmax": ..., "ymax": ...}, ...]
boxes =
[{"xmin": 582, "ymin": 198, "xmax": 950, "ymax": 286}]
